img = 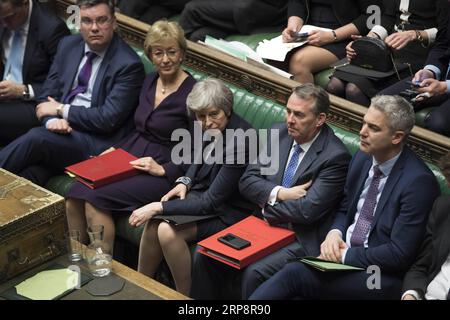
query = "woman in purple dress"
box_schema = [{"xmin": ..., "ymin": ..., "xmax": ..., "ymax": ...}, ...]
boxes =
[{"xmin": 65, "ymin": 20, "xmax": 196, "ymax": 251}]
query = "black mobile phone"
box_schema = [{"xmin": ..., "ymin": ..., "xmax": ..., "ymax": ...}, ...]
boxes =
[
  {"xmin": 218, "ymin": 233, "xmax": 251, "ymax": 250},
  {"xmin": 405, "ymin": 80, "xmax": 421, "ymax": 88},
  {"xmin": 292, "ymin": 31, "xmax": 309, "ymax": 42},
  {"xmin": 399, "ymin": 89, "xmax": 418, "ymax": 100}
]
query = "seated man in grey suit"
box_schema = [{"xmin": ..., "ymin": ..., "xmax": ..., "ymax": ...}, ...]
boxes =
[
  {"xmin": 0, "ymin": 0, "xmax": 70, "ymax": 145},
  {"xmin": 0, "ymin": 0, "xmax": 145, "ymax": 185},
  {"xmin": 190, "ymin": 83, "xmax": 352, "ymax": 299}
]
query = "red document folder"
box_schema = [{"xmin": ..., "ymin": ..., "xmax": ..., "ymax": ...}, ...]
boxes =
[
  {"xmin": 197, "ymin": 215, "xmax": 296, "ymax": 269},
  {"xmin": 65, "ymin": 148, "xmax": 140, "ymax": 189}
]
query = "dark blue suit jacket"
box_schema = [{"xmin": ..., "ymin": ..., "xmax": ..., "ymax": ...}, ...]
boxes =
[
  {"xmin": 38, "ymin": 33, "xmax": 145, "ymax": 153},
  {"xmin": 0, "ymin": 0, "xmax": 70, "ymax": 96},
  {"xmin": 332, "ymin": 147, "xmax": 440, "ymax": 274}
]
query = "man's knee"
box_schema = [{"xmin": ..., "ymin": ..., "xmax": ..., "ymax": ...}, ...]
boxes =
[{"xmin": 425, "ymin": 110, "xmax": 450, "ymax": 136}]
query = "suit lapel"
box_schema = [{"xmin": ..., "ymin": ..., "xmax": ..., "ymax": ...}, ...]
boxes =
[
  {"xmin": 0, "ymin": 27, "xmax": 6, "ymax": 75},
  {"xmin": 63, "ymin": 43, "xmax": 84, "ymax": 99},
  {"xmin": 348, "ymin": 157, "xmax": 372, "ymax": 225},
  {"xmin": 22, "ymin": 4, "xmax": 39, "ymax": 81},
  {"xmin": 371, "ymin": 150, "xmax": 407, "ymax": 230}
]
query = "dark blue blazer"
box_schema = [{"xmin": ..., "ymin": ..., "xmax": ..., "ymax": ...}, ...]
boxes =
[
  {"xmin": 38, "ymin": 33, "xmax": 145, "ymax": 152},
  {"xmin": 332, "ymin": 147, "xmax": 440, "ymax": 274},
  {"xmin": 0, "ymin": 0, "xmax": 70, "ymax": 96}
]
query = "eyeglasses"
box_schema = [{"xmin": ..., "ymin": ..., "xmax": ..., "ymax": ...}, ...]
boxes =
[
  {"xmin": 152, "ymin": 49, "xmax": 180, "ymax": 60},
  {"xmin": 80, "ymin": 16, "xmax": 113, "ymax": 28}
]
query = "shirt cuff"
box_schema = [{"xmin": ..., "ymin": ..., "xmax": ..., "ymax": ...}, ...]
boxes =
[
  {"xmin": 27, "ymin": 85, "xmax": 35, "ymax": 100},
  {"xmin": 424, "ymin": 28, "xmax": 438, "ymax": 45},
  {"xmin": 62, "ymin": 104, "xmax": 70, "ymax": 120},
  {"xmin": 402, "ymin": 290, "xmax": 422, "ymax": 300},
  {"xmin": 268, "ymin": 186, "xmax": 282, "ymax": 205},
  {"xmin": 328, "ymin": 229, "xmax": 343, "ymax": 238},
  {"xmin": 424, "ymin": 65, "xmax": 441, "ymax": 80},
  {"xmin": 45, "ymin": 118, "xmax": 58, "ymax": 129},
  {"xmin": 370, "ymin": 25, "xmax": 388, "ymax": 40}
]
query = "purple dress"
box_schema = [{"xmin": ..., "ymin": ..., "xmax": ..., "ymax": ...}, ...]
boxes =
[{"xmin": 67, "ymin": 72, "xmax": 196, "ymax": 213}]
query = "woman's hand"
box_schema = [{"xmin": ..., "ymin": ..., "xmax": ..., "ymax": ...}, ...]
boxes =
[
  {"xmin": 100, "ymin": 147, "xmax": 116, "ymax": 156},
  {"xmin": 129, "ymin": 202, "xmax": 163, "ymax": 227},
  {"xmin": 345, "ymin": 35, "xmax": 362, "ymax": 61},
  {"xmin": 130, "ymin": 157, "xmax": 165, "ymax": 176},
  {"xmin": 282, "ymin": 16, "xmax": 302, "ymax": 42},
  {"xmin": 307, "ymin": 29, "xmax": 335, "ymax": 47},
  {"xmin": 161, "ymin": 183, "xmax": 187, "ymax": 202},
  {"xmin": 385, "ymin": 31, "xmax": 415, "ymax": 50}
]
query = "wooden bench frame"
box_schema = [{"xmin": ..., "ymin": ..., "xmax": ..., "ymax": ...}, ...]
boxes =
[{"xmin": 55, "ymin": 0, "xmax": 450, "ymax": 165}]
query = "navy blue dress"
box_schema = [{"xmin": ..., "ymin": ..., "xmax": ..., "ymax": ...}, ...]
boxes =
[{"xmin": 66, "ymin": 72, "xmax": 196, "ymax": 213}]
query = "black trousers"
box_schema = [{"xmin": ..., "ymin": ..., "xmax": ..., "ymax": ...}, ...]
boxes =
[
  {"xmin": 381, "ymin": 78, "xmax": 450, "ymax": 137},
  {"xmin": 0, "ymin": 100, "xmax": 40, "ymax": 146},
  {"xmin": 118, "ymin": 0, "xmax": 190, "ymax": 25}
]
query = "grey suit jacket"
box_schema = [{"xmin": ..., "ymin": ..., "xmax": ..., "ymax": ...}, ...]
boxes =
[{"xmin": 239, "ymin": 123, "xmax": 351, "ymax": 256}]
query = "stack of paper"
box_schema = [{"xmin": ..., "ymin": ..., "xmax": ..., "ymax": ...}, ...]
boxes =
[
  {"xmin": 15, "ymin": 269, "xmax": 79, "ymax": 300},
  {"xmin": 256, "ymin": 25, "xmax": 332, "ymax": 61}
]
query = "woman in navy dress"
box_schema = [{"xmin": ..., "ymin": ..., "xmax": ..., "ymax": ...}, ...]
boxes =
[
  {"xmin": 128, "ymin": 78, "xmax": 256, "ymax": 296},
  {"xmin": 65, "ymin": 20, "xmax": 196, "ymax": 251}
]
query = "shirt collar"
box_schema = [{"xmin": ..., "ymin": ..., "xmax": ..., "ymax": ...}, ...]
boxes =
[
  {"xmin": 372, "ymin": 150, "xmax": 402, "ymax": 177},
  {"xmin": 293, "ymin": 129, "xmax": 322, "ymax": 154},
  {"xmin": 84, "ymin": 43, "xmax": 107, "ymax": 59}
]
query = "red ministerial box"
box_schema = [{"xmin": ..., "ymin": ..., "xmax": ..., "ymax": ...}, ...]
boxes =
[
  {"xmin": 198, "ymin": 215, "xmax": 296, "ymax": 269},
  {"xmin": 65, "ymin": 148, "xmax": 139, "ymax": 189}
]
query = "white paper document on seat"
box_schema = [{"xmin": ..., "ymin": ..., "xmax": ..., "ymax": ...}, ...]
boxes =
[{"xmin": 256, "ymin": 25, "xmax": 332, "ymax": 61}]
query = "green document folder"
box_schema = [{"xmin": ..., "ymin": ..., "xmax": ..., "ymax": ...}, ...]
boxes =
[{"xmin": 298, "ymin": 257, "xmax": 364, "ymax": 272}]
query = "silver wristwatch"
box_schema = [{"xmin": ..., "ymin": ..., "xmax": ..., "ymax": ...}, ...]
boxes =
[{"xmin": 175, "ymin": 176, "xmax": 192, "ymax": 188}]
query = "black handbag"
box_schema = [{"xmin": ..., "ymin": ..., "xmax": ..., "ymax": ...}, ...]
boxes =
[{"xmin": 350, "ymin": 37, "xmax": 393, "ymax": 72}]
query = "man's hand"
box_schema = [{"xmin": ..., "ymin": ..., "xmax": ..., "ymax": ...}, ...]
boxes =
[
  {"xmin": 100, "ymin": 147, "xmax": 116, "ymax": 156},
  {"xmin": 47, "ymin": 119, "xmax": 72, "ymax": 134},
  {"xmin": 161, "ymin": 183, "xmax": 187, "ymax": 202},
  {"xmin": 129, "ymin": 202, "xmax": 163, "ymax": 227},
  {"xmin": 414, "ymin": 78, "xmax": 447, "ymax": 101},
  {"xmin": 277, "ymin": 180, "xmax": 312, "ymax": 201},
  {"xmin": 0, "ymin": 80, "xmax": 25, "ymax": 100},
  {"xmin": 412, "ymin": 69, "xmax": 435, "ymax": 83},
  {"xmin": 36, "ymin": 97, "xmax": 60, "ymax": 120},
  {"xmin": 320, "ymin": 230, "xmax": 348, "ymax": 263},
  {"xmin": 385, "ymin": 31, "xmax": 415, "ymax": 50},
  {"xmin": 130, "ymin": 157, "xmax": 165, "ymax": 176}
]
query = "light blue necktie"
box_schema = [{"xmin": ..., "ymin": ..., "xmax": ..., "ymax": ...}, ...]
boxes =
[
  {"xmin": 3, "ymin": 30, "xmax": 24, "ymax": 83},
  {"xmin": 281, "ymin": 144, "xmax": 302, "ymax": 187}
]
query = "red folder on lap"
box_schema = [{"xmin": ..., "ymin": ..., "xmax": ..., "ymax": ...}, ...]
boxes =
[
  {"xmin": 197, "ymin": 216, "xmax": 296, "ymax": 269},
  {"xmin": 65, "ymin": 148, "xmax": 140, "ymax": 189}
]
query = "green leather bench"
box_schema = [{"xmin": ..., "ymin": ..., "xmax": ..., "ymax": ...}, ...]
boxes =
[{"xmin": 45, "ymin": 44, "xmax": 449, "ymax": 254}]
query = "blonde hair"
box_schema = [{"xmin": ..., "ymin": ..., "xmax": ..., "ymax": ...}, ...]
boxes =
[{"xmin": 144, "ymin": 20, "xmax": 187, "ymax": 56}]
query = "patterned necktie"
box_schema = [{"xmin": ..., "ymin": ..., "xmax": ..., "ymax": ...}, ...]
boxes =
[
  {"xmin": 65, "ymin": 51, "xmax": 97, "ymax": 103},
  {"xmin": 3, "ymin": 30, "xmax": 24, "ymax": 83},
  {"xmin": 281, "ymin": 144, "xmax": 302, "ymax": 187},
  {"xmin": 350, "ymin": 165, "xmax": 383, "ymax": 247}
]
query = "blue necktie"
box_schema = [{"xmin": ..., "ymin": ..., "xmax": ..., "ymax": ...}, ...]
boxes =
[
  {"xmin": 65, "ymin": 51, "xmax": 97, "ymax": 103},
  {"xmin": 281, "ymin": 144, "xmax": 302, "ymax": 187},
  {"xmin": 3, "ymin": 30, "xmax": 24, "ymax": 83},
  {"xmin": 350, "ymin": 165, "xmax": 383, "ymax": 247}
]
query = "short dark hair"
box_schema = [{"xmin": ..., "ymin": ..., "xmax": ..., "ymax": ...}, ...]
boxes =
[
  {"xmin": 438, "ymin": 151, "xmax": 450, "ymax": 184},
  {"xmin": 77, "ymin": 0, "xmax": 115, "ymax": 15},
  {"xmin": 292, "ymin": 83, "xmax": 329, "ymax": 116}
]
